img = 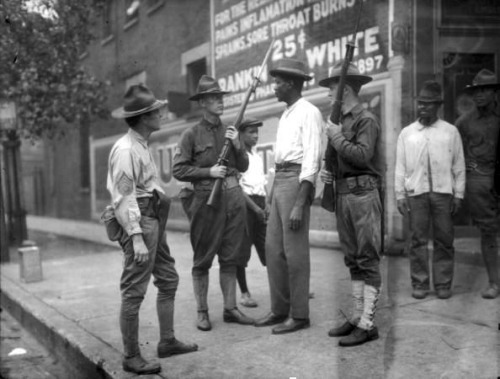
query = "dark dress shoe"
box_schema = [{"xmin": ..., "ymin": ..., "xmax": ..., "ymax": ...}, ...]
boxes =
[
  {"xmin": 436, "ymin": 288, "xmax": 452, "ymax": 299},
  {"xmin": 223, "ymin": 308, "xmax": 255, "ymax": 325},
  {"xmin": 122, "ymin": 355, "xmax": 161, "ymax": 374},
  {"xmin": 157, "ymin": 338, "xmax": 198, "ymax": 358},
  {"xmin": 255, "ymin": 312, "xmax": 288, "ymax": 327},
  {"xmin": 197, "ymin": 311, "xmax": 212, "ymax": 331},
  {"xmin": 412, "ymin": 288, "xmax": 428, "ymax": 299},
  {"xmin": 339, "ymin": 326, "xmax": 379, "ymax": 347},
  {"xmin": 272, "ymin": 317, "xmax": 310, "ymax": 335},
  {"xmin": 328, "ymin": 321, "xmax": 356, "ymax": 337}
]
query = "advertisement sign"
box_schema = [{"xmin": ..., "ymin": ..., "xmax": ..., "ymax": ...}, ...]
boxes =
[{"xmin": 212, "ymin": 0, "xmax": 389, "ymax": 107}]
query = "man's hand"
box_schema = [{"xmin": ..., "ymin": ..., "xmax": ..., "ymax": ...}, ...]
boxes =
[
  {"xmin": 209, "ymin": 164, "xmax": 227, "ymax": 178},
  {"xmin": 451, "ymin": 197, "xmax": 462, "ymax": 215},
  {"xmin": 325, "ymin": 121, "xmax": 342, "ymax": 140},
  {"xmin": 320, "ymin": 168, "xmax": 334, "ymax": 184},
  {"xmin": 225, "ymin": 125, "xmax": 241, "ymax": 149},
  {"xmin": 289, "ymin": 205, "xmax": 304, "ymax": 230},
  {"xmin": 397, "ymin": 199, "xmax": 410, "ymax": 215},
  {"xmin": 132, "ymin": 234, "xmax": 149, "ymax": 265}
]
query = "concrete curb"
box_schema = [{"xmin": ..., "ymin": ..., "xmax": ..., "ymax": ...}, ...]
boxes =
[{"xmin": 0, "ymin": 275, "xmax": 127, "ymax": 379}]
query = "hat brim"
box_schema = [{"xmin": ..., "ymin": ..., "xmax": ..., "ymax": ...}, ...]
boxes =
[
  {"xmin": 463, "ymin": 83, "xmax": 500, "ymax": 93},
  {"xmin": 318, "ymin": 75, "xmax": 372, "ymax": 88},
  {"xmin": 111, "ymin": 99, "xmax": 168, "ymax": 119},
  {"xmin": 416, "ymin": 97, "xmax": 443, "ymax": 103},
  {"xmin": 269, "ymin": 68, "xmax": 312, "ymax": 81},
  {"xmin": 189, "ymin": 89, "xmax": 231, "ymax": 101},
  {"xmin": 238, "ymin": 121, "xmax": 263, "ymax": 130}
]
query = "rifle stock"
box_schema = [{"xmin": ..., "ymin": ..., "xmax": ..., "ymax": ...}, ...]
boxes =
[{"xmin": 207, "ymin": 40, "xmax": 275, "ymax": 207}]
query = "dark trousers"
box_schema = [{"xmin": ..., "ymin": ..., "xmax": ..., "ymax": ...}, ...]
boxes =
[
  {"xmin": 336, "ymin": 189, "xmax": 382, "ymax": 288},
  {"xmin": 239, "ymin": 195, "xmax": 267, "ymax": 267},
  {"xmin": 119, "ymin": 196, "xmax": 179, "ymax": 318},
  {"xmin": 189, "ymin": 186, "xmax": 247, "ymax": 276},
  {"xmin": 408, "ymin": 193, "xmax": 455, "ymax": 290},
  {"xmin": 266, "ymin": 169, "xmax": 311, "ymax": 319}
]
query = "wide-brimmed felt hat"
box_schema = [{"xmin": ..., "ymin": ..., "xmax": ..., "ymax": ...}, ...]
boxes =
[
  {"xmin": 238, "ymin": 118, "xmax": 263, "ymax": 131},
  {"xmin": 318, "ymin": 61, "xmax": 372, "ymax": 88},
  {"xmin": 111, "ymin": 84, "xmax": 167, "ymax": 119},
  {"xmin": 464, "ymin": 69, "xmax": 500, "ymax": 93},
  {"xmin": 416, "ymin": 80, "xmax": 443, "ymax": 103},
  {"xmin": 269, "ymin": 58, "xmax": 312, "ymax": 81},
  {"xmin": 189, "ymin": 75, "xmax": 230, "ymax": 101}
]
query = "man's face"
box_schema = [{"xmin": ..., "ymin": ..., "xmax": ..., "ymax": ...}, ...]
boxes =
[
  {"xmin": 200, "ymin": 94, "xmax": 224, "ymax": 116},
  {"xmin": 328, "ymin": 82, "xmax": 340, "ymax": 105},
  {"xmin": 417, "ymin": 101, "xmax": 440, "ymax": 121},
  {"xmin": 143, "ymin": 109, "xmax": 162, "ymax": 131},
  {"xmin": 472, "ymin": 87, "xmax": 495, "ymax": 108},
  {"xmin": 273, "ymin": 75, "xmax": 292, "ymax": 102},
  {"xmin": 241, "ymin": 126, "xmax": 259, "ymax": 147}
]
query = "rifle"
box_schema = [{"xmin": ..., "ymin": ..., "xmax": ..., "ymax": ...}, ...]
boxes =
[
  {"xmin": 207, "ymin": 39, "xmax": 275, "ymax": 207},
  {"xmin": 320, "ymin": 0, "xmax": 364, "ymax": 212}
]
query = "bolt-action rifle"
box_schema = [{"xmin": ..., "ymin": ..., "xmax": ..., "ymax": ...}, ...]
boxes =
[
  {"xmin": 320, "ymin": 0, "xmax": 364, "ymax": 213},
  {"xmin": 207, "ymin": 39, "xmax": 275, "ymax": 207}
]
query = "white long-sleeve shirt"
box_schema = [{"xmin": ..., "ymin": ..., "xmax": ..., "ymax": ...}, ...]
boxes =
[
  {"xmin": 274, "ymin": 97, "xmax": 324, "ymax": 183},
  {"xmin": 240, "ymin": 148, "xmax": 267, "ymax": 197},
  {"xmin": 395, "ymin": 118, "xmax": 466, "ymax": 200},
  {"xmin": 106, "ymin": 128, "xmax": 164, "ymax": 236}
]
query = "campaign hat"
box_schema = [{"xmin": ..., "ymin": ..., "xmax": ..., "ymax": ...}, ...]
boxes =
[
  {"xmin": 269, "ymin": 58, "xmax": 312, "ymax": 81},
  {"xmin": 189, "ymin": 75, "xmax": 230, "ymax": 101},
  {"xmin": 318, "ymin": 61, "xmax": 372, "ymax": 88},
  {"xmin": 111, "ymin": 84, "xmax": 167, "ymax": 119},
  {"xmin": 464, "ymin": 69, "xmax": 500, "ymax": 93}
]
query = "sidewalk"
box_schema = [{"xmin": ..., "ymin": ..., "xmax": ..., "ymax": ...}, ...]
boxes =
[{"xmin": 1, "ymin": 216, "xmax": 499, "ymax": 378}]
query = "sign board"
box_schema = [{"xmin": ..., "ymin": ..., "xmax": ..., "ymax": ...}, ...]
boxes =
[{"xmin": 211, "ymin": 0, "xmax": 389, "ymax": 108}]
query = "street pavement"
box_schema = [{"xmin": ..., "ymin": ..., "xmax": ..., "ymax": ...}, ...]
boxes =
[{"xmin": 0, "ymin": 217, "xmax": 499, "ymax": 379}]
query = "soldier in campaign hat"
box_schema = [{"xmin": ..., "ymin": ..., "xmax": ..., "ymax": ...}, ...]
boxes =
[
  {"xmin": 456, "ymin": 69, "xmax": 500, "ymax": 299},
  {"xmin": 173, "ymin": 75, "xmax": 255, "ymax": 331},
  {"xmin": 255, "ymin": 58, "xmax": 323, "ymax": 335},
  {"xmin": 319, "ymin": 61, "xmax": 384, "ymax": 347},
  {"xmin": 106, "ymin": 84, "xmax": 197, "ymax": 375}
]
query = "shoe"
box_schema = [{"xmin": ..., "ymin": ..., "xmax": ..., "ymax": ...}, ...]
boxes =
[
  {"xmin": 272, "ymin": 317, "xmax": 310, "ymax": 335},
  {"xmin": 122, "ymin": 355, "xmax": 161, "ymax": 375},
  {"xmin": 223, "ymin": 308, "xmax": 255, "ymax": 325},
  {"xmin": 328, "ymin": 321, "xmax": 356, "ymax": 337},
  {"xmin": 157, "ymin": 338, "xmax": 198, "ymax": 358},
  {"xmin": 240, "ymin": 292, "xmax": 258, "ymax": 308},
  {"xmin": 339, "ymin": 326, "xmax": 379, "ymax": 347},
  {"xmin": 197, "ymin": 311, "xmax": 211, "ymax": 331},
  {"xmin": 412, "ymin": 288, "xmax": 428, "ymax": 299},
  {"xmin": 481, "ymin": 283, "xmax": 499, "ymax": 299},
  {"xmin": 436, "ymin": 288, "xmax": 452, "ymax": 299},
  {"xmin": 254, "ymin": 312, "xmax": 288, "ymax": 327}
]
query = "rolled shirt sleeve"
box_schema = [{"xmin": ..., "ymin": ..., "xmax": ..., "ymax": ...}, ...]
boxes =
[
  {"xmin": 395, "ymin": 131, "xmax": 407, "ymax": 200},
  {"xmin": 451, "ymin": 128, "xmax": 466, "ymax": 199},
  {"xmin": 107, "ymin": 147, "xmax": 142, "ymax": 236},
  {"xmin": 300, "ymin": 106, "xmax": 324, "ymax": 184}
]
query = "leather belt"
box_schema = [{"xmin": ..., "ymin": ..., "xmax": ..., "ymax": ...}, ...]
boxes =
[
  {"xmin": 336, "ymin": 175, "xmax": 378, "ymax": 194},
  {"xmin": 193, "ymin": 175, "xmax": 240, "ymax": 191},
  {"xmin": 275, "ymin": 162, "xmax": 301, "ymax": 172}
]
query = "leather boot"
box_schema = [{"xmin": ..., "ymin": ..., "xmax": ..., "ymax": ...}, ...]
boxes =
[
  {"xmin": 122, "ymin": 355, "xmax": 161, "ymax": 375},
  {"xmin": 157, "ymin": 294, "xmax": 175, "ymax": 342},
  {"xmin": 193, "ymin": 274, "xmax": 211, "ymax": 331}
]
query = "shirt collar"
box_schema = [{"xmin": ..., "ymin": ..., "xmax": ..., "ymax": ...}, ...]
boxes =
[
  {"xmin": 343, "ymin": 103, "xmax": 363, "ymax": 117},
  {"xmin": 416, "ymin": 118, "xmax": 440, "ymax": 130},
  {"xmin": 201, "ymin": 117, "xmax": 221, "ymax": 131},
  {"xmin": 128, "ymin": 128, "xmax": 148, "ymax": 147}
]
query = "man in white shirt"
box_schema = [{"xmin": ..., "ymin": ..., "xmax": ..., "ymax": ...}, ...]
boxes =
[
  {"xmin": 237, "ymin": 118, "xmax": 268, "ymax": 308},
  {"xmin": 395, "ymin": 81, "xmax": 465, "ymax": 300},
  {"xmin": 255, "ymin": 58, "xmax": 323, "ymax": 334},
  {"xmin": 106, "ymin": 84, "xmax": 197, "ymax": 375}
]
